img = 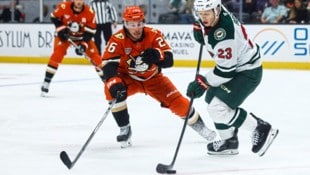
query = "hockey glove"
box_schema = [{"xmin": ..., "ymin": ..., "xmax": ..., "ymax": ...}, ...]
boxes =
[
  {"xmin": 106, "ymin": 77, "xmax": 127, "ymax": 101},
  {"xmin": 140, "ymin": 48, "xmax": 161, "ymax": 66},
  {"xmin": 186, "ymin": 74, "xmax": 209, "ymax": 99},
  {"xmin": 75, "ymin": 42, "xmax": 88, "ymax": 56},
  {"xmin": 193, "ymin": 21, "xmax": 205, "ymax": 45},
  {"xmin": 57, "ymin": 25, "xmax": 69, "ymax": 41}
]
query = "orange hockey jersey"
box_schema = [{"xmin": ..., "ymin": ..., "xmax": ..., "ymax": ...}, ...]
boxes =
[
  {"xmin": 51, "ymin": 1, "xmax": 96, "ymax": 40},
  {"xmin": 102, "ymin": 26, "xmax": 172, "ymax": 81}
]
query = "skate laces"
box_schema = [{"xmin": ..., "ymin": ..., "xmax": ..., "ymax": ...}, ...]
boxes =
[
  {"xmin": 252, "ymin": 130, "xmax": 260, "ymax": 146},
  {"xmin": 119, "ymin": 125, "xmax": 130, "ymax": 135},
  {"xmin": 213, "ymin": 140, "xmax": 225, "ymax": 151}
]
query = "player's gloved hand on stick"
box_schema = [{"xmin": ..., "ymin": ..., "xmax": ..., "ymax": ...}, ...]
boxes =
[
  {"xmin": 75, "ymin": 42, "xmax": 87, "ymax": 56},
  {"xmin": 57, "ymin": 26, "xmax": 69, "ymax": 41},
  {"xmin": 106, "ymin": 77, "xmax": 127, "ymax": 101},
  {"xmin": 193, "ymin": 21, "xmax": 205, "ymax": 45},
  {"xmin": 140, "ymin": 48, "xmax": 161, "ymax": 66},
  {"xmin": 186, "ymin": 74, "xmax": 209, "ymax": 99}
]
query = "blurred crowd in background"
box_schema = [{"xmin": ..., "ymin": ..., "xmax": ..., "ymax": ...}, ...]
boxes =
[{"xmin": 0, "ymin": 0, "xmax": 310, "ymax": 24}]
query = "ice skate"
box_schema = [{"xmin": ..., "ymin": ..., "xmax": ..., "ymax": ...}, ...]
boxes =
[
  {"xmin": 189, "ymin": 117, "xmax": 216, "ymax": 142},
  {"xmin": 117, "ymin": 124, "xmax": 132, "ymax": 148},
  {"xmin": 207, "ymin": 129, "xmax": 239, "ymax": 155},
  {"xmin": 40, "ymin": 82, "xmax": 50, "ymax": 97},
  {"xmin": 251, "ymin": 114, "xmax": 279, "ymax": 156}
]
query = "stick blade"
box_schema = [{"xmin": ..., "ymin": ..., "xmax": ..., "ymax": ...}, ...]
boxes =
[
  {"xmin": 156, "ymin": 163, "xmax": 176, "ymax": 174},
  {"xmin": 60, "ymin": 151, "xmax": 72, "ymax": 169}
]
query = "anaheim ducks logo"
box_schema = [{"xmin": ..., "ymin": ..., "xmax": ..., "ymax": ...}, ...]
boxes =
[
  {"xmin": 126, "ymin": 55, "xmax": 158, "ymax": 81},
  {"xmin": 214, "ymin": 28, "xmax": 226, "ymax": 41},
  {"xmin": 68, "ymin": 22, "xmax": 80, "ymax": 33},
  {"xmin": 127, "ymin": 55, "xmax": 149, "ymax": 73}
]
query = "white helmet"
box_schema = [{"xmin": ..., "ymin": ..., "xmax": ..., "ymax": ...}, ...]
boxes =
[{"xmin": 193, "ymin": 0, "xmax": 221, "ymax": 12}]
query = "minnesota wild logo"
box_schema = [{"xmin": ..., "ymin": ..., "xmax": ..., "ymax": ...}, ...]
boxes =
[{"xmin": 214, "ymin": 28, "xmax": 226, "ymax": 41}]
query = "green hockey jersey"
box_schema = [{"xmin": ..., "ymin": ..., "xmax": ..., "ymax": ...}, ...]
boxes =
[{"xmin": 202, "ymin": 7, "xmax": 261, "ymax": 87}]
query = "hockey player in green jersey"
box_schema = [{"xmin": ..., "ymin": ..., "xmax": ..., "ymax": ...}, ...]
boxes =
[{"xmin": 186, "ymin": 0, "xmax": 279, "ymax": 156}]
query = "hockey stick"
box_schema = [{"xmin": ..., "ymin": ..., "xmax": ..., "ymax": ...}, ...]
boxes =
[
  {"xmin": 156, "ymin": 43, "xmax": 204, "ymax": 174},
  {"xmin": 68, "ymin": 38, "xmax": 90, "ymax": 60},
  {"xmin": 60, "ymin": 99, "xmax": 116, "ymax": 169}
]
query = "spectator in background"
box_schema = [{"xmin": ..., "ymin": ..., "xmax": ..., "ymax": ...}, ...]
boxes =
[
  {"xmin": 33, "ymin": 4, "xmax": 49, "ymax": 23},
  {"xmin": 159, "ymin": 0, "xmax": 194, "ymax": 24},
  {"xmin": 14, "ymin": 4, "xmax": 25, "ymax": 22},
  {"xmin": 178, "ymin": 0, "xmax": 195, "ymax": 24},
  {"xmin": 261, "ymin": 0, "xmax": 288, "ymax": 23},
  {"xmin": 287, "ymin": 0, "xmax": 309, "ymax": 23},
  {"xmin": 286, "ymin": 0, "xmax": 296, "ymax": 21},
  {"xmin": 256, "ymin": 0, "xmax": 270, "ymax": 19},
  {"xmin": 222, "ymin": 0, "xmax": 234, "ymax": 12},
  {"xmin": 0, "ymin": 2, "xmax": 25, "ymax": 23},
  {"xmin": 242, "ymin": 0, "xmax": 258, "ymax": 23},
  {"xmin": 168, "ymin": 0, "xmax": 186, "ymax": 13},
  {"xmin": 90, "ymin": 0, "xmax": 118, "ymax": 55},
  {"xmin": 306, "ymin": 0, "xmax": 310, "ymax": 22},
  {"xmin": 0, "ymin": 6, "xmax": 12, "ymax": 22}
]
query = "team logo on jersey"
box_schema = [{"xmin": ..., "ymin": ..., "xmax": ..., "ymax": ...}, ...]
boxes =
[
  {"xmin": 68, "ymin": 22, "xmax": 80, "ymax": 33},
  {"xmin": 125, "ymin": 48, "xmax": 132, "ymax": 55},
  {"xmin": 115, "ymin": 33, "xmax": 125, "ymax": 39},
  {"xmin": 214, "ymin": 28, "xmax": 226, "ymax": 41}
]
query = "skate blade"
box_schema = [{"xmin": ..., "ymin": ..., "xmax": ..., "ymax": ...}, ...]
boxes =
[
  {"xmin": 207, "ymin": 149, "xmax": 239, "ymax": 156},
  {"xmin": 257, "ymin": 128, "xmax": 279, "ymax": 157},
  {"xmin": 120, "ymin": 138, "xmax": 132, "ymax": 149}
]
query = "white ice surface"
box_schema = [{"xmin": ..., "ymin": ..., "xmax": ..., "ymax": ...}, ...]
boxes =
[{"xmin": 0, "ymin": 63, "xmax": 309, "ymax": 175}]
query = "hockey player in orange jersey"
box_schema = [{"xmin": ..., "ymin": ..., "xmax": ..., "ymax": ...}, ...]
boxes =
[
  {"xmin": 102, "ymin": 6, "xmax": 216, "ymax": 148},
  {"xmin": 41, "ymin": 0, "xmax": 103, "ymax": 97}
]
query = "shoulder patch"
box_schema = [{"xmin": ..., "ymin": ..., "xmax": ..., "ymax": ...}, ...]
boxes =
[
  {"xmin": 214, "ymin": 28, "xmax": 226, "ymax": 41},
  {"xmin": 60, "ymin": 3, "xmax": 66, "ymax": 9},
  {"xmin": 115, "ymin": 33, "xmax": 125, "ymax": 39}
]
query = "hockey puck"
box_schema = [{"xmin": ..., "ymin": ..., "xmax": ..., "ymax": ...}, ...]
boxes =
[{"xmin": 166, "ymin": 170, "xmax": 176, "ymax": 174}]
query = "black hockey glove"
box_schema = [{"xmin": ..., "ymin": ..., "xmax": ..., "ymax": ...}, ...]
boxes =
[
  {"xmin": 193, "ymin": 21, "xmax": 205, "ymax": 45},
  {"xmin": 57, "ymin": 26, "xmax": 69, "ymax": 41},
  {"xmin": 75, "ymin": 42, "xmax": 88, "ymax": 56},
  {"xmin": 140, "ymin": 48, "xmax": 161, "ymax": 66},
  {"xmin": 106, "ymin": 77, "xmax": 127, "ymax": 101},
  {"xmin": 186, "ymin": 74, "xmax": 209, "ymax": 99}
]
